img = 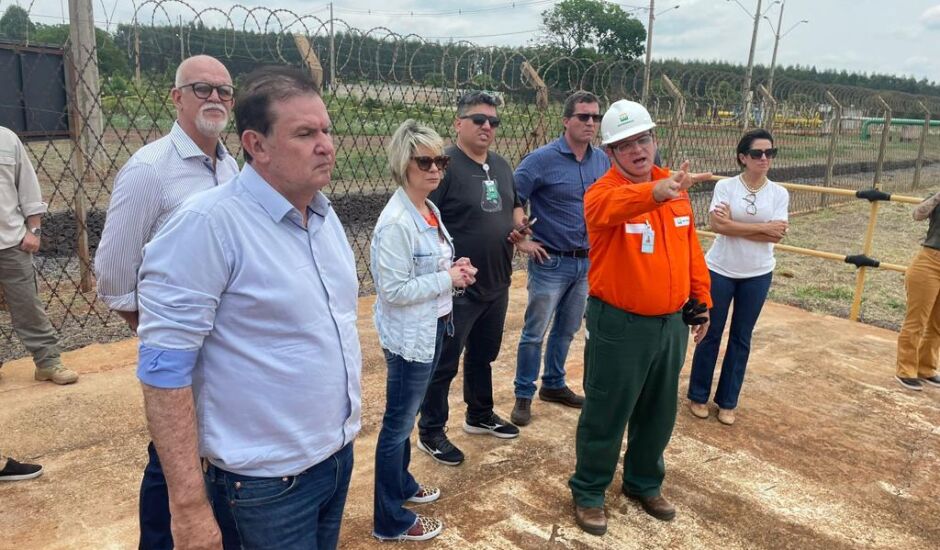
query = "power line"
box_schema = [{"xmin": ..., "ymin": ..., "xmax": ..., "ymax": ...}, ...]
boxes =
[{"xmin": 333, "ymin": 0, "xmax": 556, "ymax": 17}]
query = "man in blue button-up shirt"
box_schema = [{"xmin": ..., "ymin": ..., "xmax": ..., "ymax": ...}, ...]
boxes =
[
  {"xmin": 511, "ymin": 91, "xmax": 610, "ymax": 427},
  {"xmin": 136, "ymin": 66, "xmax": 361, "ymax": 550}
]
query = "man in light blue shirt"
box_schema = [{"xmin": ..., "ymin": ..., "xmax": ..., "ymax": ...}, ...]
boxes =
[
  {"xmin": 511, "ymin": 91, "xmax": 610, "ymax": 427},
  {"xmin": 136, "ymin": 66, "xmax": 361, "ymax": 550}
]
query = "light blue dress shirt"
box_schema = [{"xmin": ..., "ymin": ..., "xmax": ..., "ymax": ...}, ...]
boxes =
[{"xmin": 136, "ymin": 163, "xmax": 362, "ymax": 477}]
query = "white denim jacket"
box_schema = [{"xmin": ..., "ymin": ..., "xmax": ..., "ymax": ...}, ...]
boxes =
[{"xmin": 371, "ymin": 187, "xmax": 455, "ymax": 363}]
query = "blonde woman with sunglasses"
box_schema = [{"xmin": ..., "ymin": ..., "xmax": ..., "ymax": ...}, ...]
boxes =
[
  {"xmin": 687, "ymin": 129, "xmax": 789, "ymax": 426},
  {"xmin": 370, "ymin": 119, "xmax": 477, "ymax": 542}
]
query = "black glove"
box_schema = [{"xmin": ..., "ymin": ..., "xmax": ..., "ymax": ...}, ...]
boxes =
[{"xmin": 682, "ymin": 298, "xmax": 708, "ymax": 326}]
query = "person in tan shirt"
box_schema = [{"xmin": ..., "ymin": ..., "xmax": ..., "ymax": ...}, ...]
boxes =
[{"xmin": 0, "ymin": 126, "xmax": 77, "ymax": 385}]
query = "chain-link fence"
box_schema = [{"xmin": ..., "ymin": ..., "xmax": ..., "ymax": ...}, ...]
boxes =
[{"xmin": 1, "ymin": 1, "xmax": 938, "ymax": 357}]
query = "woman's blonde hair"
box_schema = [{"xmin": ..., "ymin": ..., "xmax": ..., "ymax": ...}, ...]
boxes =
[{"xmin": 387, "ymin": 119, "xmax": 444, "ymax": 187}]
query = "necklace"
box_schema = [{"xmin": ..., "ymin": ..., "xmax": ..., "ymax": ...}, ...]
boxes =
[{"xmin": 740, "ymin": 173, "xmax": 769, "ymax": 194}]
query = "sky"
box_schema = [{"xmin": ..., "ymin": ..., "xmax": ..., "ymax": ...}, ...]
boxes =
[{"xmin": 11, "ymin": 0, "xmax": 940, "ymax": 84}]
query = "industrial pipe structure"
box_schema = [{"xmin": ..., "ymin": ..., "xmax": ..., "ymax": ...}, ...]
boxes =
[{"xmin": 859, "ymin": 117, "xmax": 940, "ymax": 140}]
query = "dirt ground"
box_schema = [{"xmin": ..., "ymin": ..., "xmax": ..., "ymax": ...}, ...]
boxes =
[{"xmin": 1, "ymin": 275, "xmax": 939, "ymax": 549}]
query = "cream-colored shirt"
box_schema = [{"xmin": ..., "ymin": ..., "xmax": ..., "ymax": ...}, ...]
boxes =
[{"xmin": 0, "ymin": 126, "xmax": 47, "ymax": 250}]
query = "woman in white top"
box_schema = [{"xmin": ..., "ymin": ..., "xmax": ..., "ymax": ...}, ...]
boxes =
[
  {"xmin": 370, "ymin": 120, "xmax": 477, "ymax": 542},
  {"xmin": 687, "ymin": 129, "xmax": 789, "ymax": 425}
]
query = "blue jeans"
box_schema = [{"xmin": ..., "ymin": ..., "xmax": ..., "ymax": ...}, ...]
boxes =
[
  {"xmin": 139, "ymin": 442, "xmax": 172, "ymax": 550},
  {"xmin": 514, "ymin": 255, "xmax": 589, "ymax": 399},
  {"xmin": 689, "ymin": 270, "xmax": 773, "ymax": 410},
  {"xmin": 204, "ymin": 443, "xmax": 354, "ymax": 550},
  {"xmin": 374, "ymin": 319, "xmax": 445, "ymax": 539}
]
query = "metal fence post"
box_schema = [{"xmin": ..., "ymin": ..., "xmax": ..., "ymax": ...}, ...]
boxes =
[
  {"xmin": 522, "ymin": 62, "xmax": 548, "ymax": 155},
  {"xmin": 849, "ymin": 187, "xmax": 881, "ymax": 322},
  {"xmin": 661, "ymin": 74, "xmax": 684, "ymax": 166},
  {"xmin": 67, "ymin": 0, "xmax": 102, "ymax": 294},
  {"xmin": 294, "ymin": 35, "xmax": 324, "ymax": 89},
  {"xmin": 822, "ymin": 90, "xmax": 842, "ymax": 208},
  {"xmin": 873, "ymin": 95, "xmax": 892, "ymax": 187},
  {"xmin": 913, "ymin": 100, "xmax": 931, "ymax": 190},
  {"xmin": 757, "ymin": 84, "xmax": 776, "ymax": 132}
]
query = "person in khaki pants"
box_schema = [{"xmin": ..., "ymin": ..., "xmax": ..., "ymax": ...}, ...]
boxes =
[
  {"xmin": 895, "ymin": 189, "xmax": 940, "ymax": 391},
  {"xmin": 0, "ymin": 126, "xmax": 77, "ymax": 385}
]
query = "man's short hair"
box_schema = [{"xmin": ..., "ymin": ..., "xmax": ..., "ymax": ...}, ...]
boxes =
[
  {"xmin": 563, "ymin": 91, "xmax": 600, "ymax": 118},
  {"xmin": 235, "ymin": 66, "xmax": 321, "ymax": 162},
  {"xmin": 456, "ymin": 91, "xmax": 501, "ymax": 117},
  {"xmin": 386, "ymin": 119, "xmax": 444, "ymax": 188}
]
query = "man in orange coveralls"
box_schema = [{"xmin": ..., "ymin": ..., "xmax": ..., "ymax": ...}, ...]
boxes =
[{"xmin": 569, "ymin": 100, "xmax": 713, "ymax": 535}]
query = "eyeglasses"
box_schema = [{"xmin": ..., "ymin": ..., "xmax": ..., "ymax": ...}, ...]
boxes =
[
  {"xmin": 178, "ymin": 82, "xmax": 235, "ymax": 101},
  {"xmin": 412, "ymin": 155, "xmax": 450, "ymax": 171},
  {"xmin": 460, "ymin": 114, "xmax": 501, "ymax": 128},
  {"xmin": 746, "ymin": 148, "xmax": 778, "ymax": 160},
  {"xmin": 612, "ymin": 133, "xmax": 653, "ymax": 153},
  {"xmin": 743, "ymin": 192, "xmax": 758, "ymax": 215},
  {"xmin": 572, "ymin": 113, "xmax": 602, "ymax": 123}
]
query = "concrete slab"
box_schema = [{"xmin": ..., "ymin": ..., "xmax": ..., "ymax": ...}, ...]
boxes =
[{"xmin": 1, "ymin": 275, "xmax": 939, "ymax": 549}]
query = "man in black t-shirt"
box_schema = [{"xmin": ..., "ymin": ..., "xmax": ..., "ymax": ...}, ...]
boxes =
[{"xmin": 417, "ymin": 91, "xmax": 528, "ymax": 466}]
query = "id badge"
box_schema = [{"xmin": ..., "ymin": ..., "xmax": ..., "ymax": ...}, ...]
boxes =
[{"xmin": 641, "ymin": 224, "xmax": 655, "ymax": 254}]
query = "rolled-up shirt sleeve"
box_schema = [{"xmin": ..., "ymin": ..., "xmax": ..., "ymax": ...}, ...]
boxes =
[
  {"xmin": 136, "ymin": 208, "xmax": 231, "ymax": 388},
  {"xmin": 15, "ymin": 136, "xmax": 47, "ymax": 217},
  {"xmin": 95, "ymin": 162, "xmax": 164, "ymax": 311}
]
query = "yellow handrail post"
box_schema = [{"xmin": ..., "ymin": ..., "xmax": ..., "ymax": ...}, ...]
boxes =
[
  {"xmin": 913, "ymin": 100, "xmax": 930, "ymax": 190},
  {"xmin": 849, "ymin": 186, "xmax": 882, "ymax": 322},
  {"xmin": 662, "ymin": 74, "xmax": 684, "ymax": 166},
  {"xmin": 822, "ymin": 91, "xmax": 842, "ymax": 208}
]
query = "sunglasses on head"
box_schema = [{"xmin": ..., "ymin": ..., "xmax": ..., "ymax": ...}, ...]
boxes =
[
  {"xmin": 746, "ymin": 148, "xmax": 778, "ymax": 160},
  {"xmin": 572, "ymin": 113, "xmax": 602, "ymax": 123},
  {"xmin": 412, "ymin": 155, "xmax": 450, "ymax": 171},
  {"xmin": 179, "ymin": 82, "xmax": 235, "ymax": 101},
  {"xmin": 460, "ymin": 114, "xmax": 501, "ymax": 128}
]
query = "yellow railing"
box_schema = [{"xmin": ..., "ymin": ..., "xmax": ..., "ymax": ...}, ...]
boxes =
[{"xmin": 698, "ymin": 178, "xmax": 923, "ymax": 322}]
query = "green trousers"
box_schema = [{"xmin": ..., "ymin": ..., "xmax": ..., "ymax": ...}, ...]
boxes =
[
  {"xmin": 569, "ymin": 297, "xmax": 688, "ymax": 507},
  {"xmin": 0, "ymin": 246, "xmax": 62, "ymax": 369}
]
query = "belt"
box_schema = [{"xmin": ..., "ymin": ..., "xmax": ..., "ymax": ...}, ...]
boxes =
[{"xmin": 542, "ymin": 247, "xmax": 589, "ymax": 258}]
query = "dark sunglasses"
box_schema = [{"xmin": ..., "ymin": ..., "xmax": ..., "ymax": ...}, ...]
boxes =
[
  {"xmin": 412, "ymin": 155, "xmax": 450, "ymax": 171},
  {"xmin": 572, "ymin": 113, "xmax": 602, "ymax": 123},
  {"xmin": 460, "ymin": 114, "xmax": 501, "ymax": 128},
  {"xmin": 746, "ymin": 148, "xmax": 778, "ymax": 159},
  {"xmin": 179, "ymin": 82, "xmax": 235, "ymax": 101}
]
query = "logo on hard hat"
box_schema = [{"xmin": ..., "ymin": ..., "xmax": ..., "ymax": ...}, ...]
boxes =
[{"xmin": 618, "ymin": 114, "xmax": 630, "ymax": 124}]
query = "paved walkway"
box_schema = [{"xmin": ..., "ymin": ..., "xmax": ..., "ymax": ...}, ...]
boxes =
[{"xmin": 2, "ymin": 276, "xmax": 939, "ymax": 549}]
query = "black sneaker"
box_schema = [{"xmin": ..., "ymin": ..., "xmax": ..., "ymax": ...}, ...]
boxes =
[
  {"xmin": 920, "ymin": 374, "xmax": 940, "ymax": 388},
  {"xmin": 0, "ymin": 458, "xmax": 43, "ymax": 481},
  {"xmin": 417, "ymin": 432, "xmax": 465, "ymax": 466},
  {"xmin": 463, "ymin": 413, "xmax": 520, "ymax": 439},
  {"xmin": 896, "ymin": 376, "xmax": 924, "ymax": 391}
]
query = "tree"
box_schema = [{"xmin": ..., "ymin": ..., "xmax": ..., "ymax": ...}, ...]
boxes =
[
  {"xmin": 0, "ymin": 4, "xmax": 35, "ymax": 40},
  {"xmin": 538, "ymin": 0, "xmax": 645, "ymax": 60}
]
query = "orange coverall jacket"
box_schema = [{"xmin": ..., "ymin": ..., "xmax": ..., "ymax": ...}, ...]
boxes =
[{"xmin": 584, "ymin": 165, "xmax": 712, "ymax": 316}]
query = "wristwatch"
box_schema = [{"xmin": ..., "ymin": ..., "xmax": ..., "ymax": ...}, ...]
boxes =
[{"xmin": 29, "ymin": 227, "xmax": 41, "ymax": 237}]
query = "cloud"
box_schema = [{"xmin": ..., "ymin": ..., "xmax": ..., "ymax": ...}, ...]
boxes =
[{"xmin": 922, "ymin": 5, "xmax": 940, "ymax": 29}]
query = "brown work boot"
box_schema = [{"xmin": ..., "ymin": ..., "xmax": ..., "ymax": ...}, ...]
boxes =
[
  {"xmin": 511, "ymin": 397, "xmax": 531, "ymax": 426},
  {"xmin": 574, "ymin": 503, "xmax": 607, "ymax": 536},
  {"xmin": 717, "ymin": 408, "xmax": 736, "ymax": 425},
  {"xmin": 689, "ymin": 400, "xmax": 709, "ymax": 419},
  {"xmin": 34, "ymin": 365, "xmax": 79, "ymax": 385},
  {"xmin": 538, "ymin": 386, "xmax": 584, "ymax": 408},
  {"xmin": 623, "ymin": 490, "xmax": 676, "ymax": 521}
]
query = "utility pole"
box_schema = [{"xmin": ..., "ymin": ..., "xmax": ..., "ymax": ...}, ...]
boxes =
[
  {"xmin": 642, "ymin": 0, "xmax": 655, "ymax": 104},
  {"xmin": 179, "ymin": 15, "xmax": 184, "ymax": 62},
  {"xmin": 67, "ymin": 0, "xmax": 102, "ymax": 292},
  {"xmin": 329, "ymin": 2, "xmax": 336, "ymax": 93},
  {"xmin": 742, "ymin": 0, "xmax": 762, "ymax": 130},
  {"xmin": 765, "ymin": 1, "xmax": 807, "ymax": 95}
]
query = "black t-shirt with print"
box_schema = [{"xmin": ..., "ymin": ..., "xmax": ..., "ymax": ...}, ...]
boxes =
[{"xmin": 429, "ymin": 145, "xmax": 521, "ymax": 301}]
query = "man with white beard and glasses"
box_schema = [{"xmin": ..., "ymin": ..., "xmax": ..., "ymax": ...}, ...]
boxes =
[{"xmin": 95, "ymin": 55, "xmax": 239, "ymax": 550}]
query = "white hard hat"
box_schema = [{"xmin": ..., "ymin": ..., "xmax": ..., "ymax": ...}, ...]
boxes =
[{"xmin": 600, "ymin": 100, "xmax": 656, "ymax": 146}]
